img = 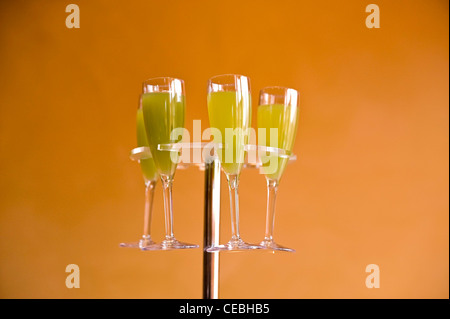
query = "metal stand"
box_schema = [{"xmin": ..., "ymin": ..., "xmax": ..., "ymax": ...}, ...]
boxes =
[
  {"xmin": 128, "ymin": 145, "xmax": 296, "ymax": 299},
  {"xmin": 203, "ymin": 157, "xmax": 221, "ymax": 299}
]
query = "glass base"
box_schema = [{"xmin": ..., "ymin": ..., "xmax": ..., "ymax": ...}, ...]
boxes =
[
  {"xmin": 206, "ymin": 238, "xmax": 261, "ymax": 252},
  {"xmin": 259, "ymin": 239, "xmax": 296, "ymax": 252},
  {"xmin": 119, "ymin": 236, "xmax": 158, "ymax": 250},
  {"xmin": 141, "ymin": 237, "xmax": 199, "ymax": 251}
]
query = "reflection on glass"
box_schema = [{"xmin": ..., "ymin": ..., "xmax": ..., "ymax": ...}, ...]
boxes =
[
  {"xmin": 120, "ymin": 97, "xmax": 159, "ymax": 250},
  {"xmin": 257, "ymin": 86, "xmax": 299, "ymax": 252},
  {"xmin": 141, "ymin": 77, "xmax": 198, "ymax": 250},
  {"xmin": 206, "ymin": 74, "xmax": 260, "ymax": 252}
]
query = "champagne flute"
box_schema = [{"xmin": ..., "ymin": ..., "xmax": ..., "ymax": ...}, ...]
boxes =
[
  {"xmin": 141, "ymin": 77, "xmax": 198, "ymax": 250},
  {"xmin": 257, "ymin": 86, "xmax": 299, "ymax": 252},
  {"xmin": 206, "ymin": 74, "xmax": 260, "ymax": 251},
  {"xmin": 120, "ymin": 96, "xmax": 159, "ymax": 249}
]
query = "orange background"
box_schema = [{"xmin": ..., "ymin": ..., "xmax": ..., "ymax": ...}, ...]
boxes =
[{"xmin": 0, "ymin": 0, "xmax": 448, "ymax": 298}]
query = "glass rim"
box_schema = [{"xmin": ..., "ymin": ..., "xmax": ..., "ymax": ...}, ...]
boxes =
[
  {"xmin": 259, "ymin": 86, "xmax": 299, "ymax": 95},
  {"xmin": 142, "ymin": 77, "xmax": 185, "ymax": 94},
  {"xmin": 208, "ymin": 73, "xmax": 249, "ymax": 83},
  {"xmin": 258, "ymin": 86, "xmax": 299, "ymax": 107},
  {"xmin": 142, "ymin": 76, "xmax": 185, "ymax": 86}
]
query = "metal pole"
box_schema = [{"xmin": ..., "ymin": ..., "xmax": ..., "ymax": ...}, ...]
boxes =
[{"xmin": 203, "ymin": 157, "xmax": 221, "ymax": 299}]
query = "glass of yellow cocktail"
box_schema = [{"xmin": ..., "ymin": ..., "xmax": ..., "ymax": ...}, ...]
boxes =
[
  {"xmin": 206, "ymin": 74, "xmax": 260, "ymax": 252},
  {"xmin": 120, "ymin": 96, "xmax": 159, "ymax": 250},
  {"xmin": 141, "ymin": 77, "xmax": 198, "ymax": 250},
  {"xmin": 257, "ymin": 86, "xmax": 299, "ymax": 252}
]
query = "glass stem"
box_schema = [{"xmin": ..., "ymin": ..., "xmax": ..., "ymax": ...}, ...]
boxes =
[
  {"xmin": 264, "ymin": 179, "xmax": 279, "ymax": 242},
  {"xmin": 142, "ymin": 180, "xmax": 156, "ymax": 239},
  {"xmin": 226, "ymin": 174, "xmax": 241, "ymax": 242},
  {"xmin": 161, "ymin": 174, "xmax": 175, "ymax": 242}
]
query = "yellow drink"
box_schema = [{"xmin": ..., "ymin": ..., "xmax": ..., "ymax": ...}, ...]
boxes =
[
  {"xmin": 136, "ymin": 108, "xmax": 158, "ymax": 182},
  {"xmin": 207, "ymin": 91, "xmax": 251, "ymax": 175},
  {"xmin": 142, "ymin": 92, "xmax": 185, "ymax": 177},
  {"xmin": 257, "ymin": 103, "xmax": 298, "ymax": 181}
]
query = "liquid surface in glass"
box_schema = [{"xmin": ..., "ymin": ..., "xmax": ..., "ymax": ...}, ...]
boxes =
[
  {"xmin": 207, "ymin": 91, "xmax": 251, "ymax": 175},
  {"xmin": 257, "ymin": 103, "xmax": 298, "ymax": 181},
  {"xmin": 142, "ymin": 92, "xmax": 185, "ymax": 177}
]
